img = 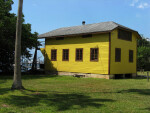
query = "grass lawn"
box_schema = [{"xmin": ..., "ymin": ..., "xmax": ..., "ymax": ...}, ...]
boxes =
[{"xmin": 0, "ymin": 75, "xmax": 150, "ymax": 113}]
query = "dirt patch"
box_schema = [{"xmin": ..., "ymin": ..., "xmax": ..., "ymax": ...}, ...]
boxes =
[{"xmin": 1, "ymin": 104, "xmax": 9, "ymax": 108}]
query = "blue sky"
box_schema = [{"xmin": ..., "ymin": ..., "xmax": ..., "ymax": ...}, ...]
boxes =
[{"xmin": 11, "ymin": 0, "xmax": 150, "ymax": 59}]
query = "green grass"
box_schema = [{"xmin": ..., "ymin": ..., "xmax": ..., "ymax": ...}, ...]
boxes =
[{"xmin": 0, "ymin": 75, "xmax": 150, "ymax": 113}]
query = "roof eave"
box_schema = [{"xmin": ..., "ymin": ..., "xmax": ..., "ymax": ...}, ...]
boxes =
[
  {"xmin": 38, "ymin": 30, "xmax": 112, "ymax": 39},
  {"xmin": 136, "ymin": 32, "xmax": 142, "ymax": 39}
]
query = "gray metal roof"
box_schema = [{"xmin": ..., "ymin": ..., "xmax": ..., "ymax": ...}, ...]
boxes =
[{"xmin": 38, "ymin": 21, "xmax": 137, "ymax": 38}]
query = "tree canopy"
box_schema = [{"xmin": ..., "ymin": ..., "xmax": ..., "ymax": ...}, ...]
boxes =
[
  {"xmin": 0, "ymin": 0, "xmax": 40, "ymax": 73},
  {"xmin": 137, "ymin": 37, "xmax": 150, "ymax": 70}
]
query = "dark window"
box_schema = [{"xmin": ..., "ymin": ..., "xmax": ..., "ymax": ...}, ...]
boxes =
[
  {"xmin": 90, "ymin": 48, "xmax": 98, "ymax": 61},
  {"xmin": 82, "ymin": 34, "xmax": 92, "ymax": 38},
  {"xmin": 51, "ymin": 49, "xmax": 57, "ymax": 61},
  {"xmin": 56, "ymin": 37, "xmax": 64, "ymax": 40},
  {"xmin": 76, "ymin": 48, "xmax": 83, "ymax": 61},
  {"xmin": 63, "ymin": 49, "xmax": 69, "ymax": 61},
  {"xmin": 115, "ymin": 48, "xmax": 121, "ymax": 62},
  {"xmin": 118, "ymin": 29, "xmax": 132, "ymax": 41},
  {"xmin": 129, "ymin": 50, "xmax": 133, "ymax": 62}
]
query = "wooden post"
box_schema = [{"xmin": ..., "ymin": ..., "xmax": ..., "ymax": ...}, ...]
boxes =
[{"xmin": 147, "ymin": 72, "xmax": 149, "ymax": 82}]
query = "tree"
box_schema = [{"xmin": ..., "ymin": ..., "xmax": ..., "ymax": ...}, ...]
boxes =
[
  {"xmin": 137, "ymin": 37, "xmax": 150, "ymax": 70},
  {"xmin": 0, "ymin": 0, "xmax": 40, "ymax": 73},
  {"xmin": 137, "ymin": 37, "xmax": 150, "ymax": 47},
  {"xmin": 137, "ymin": 46, "xmax": 150, "ymax": 69},
  {"xmin": 11, "ymin": 0, "xmax": 24, "ymax": 90},
  {"xmin": 0, "ymin": 0, "xmax": 15, "ymax": 72}
]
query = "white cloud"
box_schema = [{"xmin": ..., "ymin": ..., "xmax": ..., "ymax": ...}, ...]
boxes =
[
  {"xmin": 137, "ymin": 2, "xmax": 150, "ymax": 9},
  {"xmin": 130, "ymin": 0, "xmax": 150, "ymax": 9},
  {"xmin": 130, "ymin": 0, "xmax": 139, "ymax": 7}
]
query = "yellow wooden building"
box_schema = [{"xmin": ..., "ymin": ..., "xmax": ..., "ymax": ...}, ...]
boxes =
[{"xmin": 39, "ymin": 21, "xmax": 141, "ymax": 79}]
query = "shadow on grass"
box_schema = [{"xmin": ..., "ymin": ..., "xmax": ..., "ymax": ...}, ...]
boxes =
[
  {"xmin": 0, "ymin": 80, "xmax": 7, "ymax": 84},
  {"xmin": 0, "ymin": 88, "xmax": 48, "ymax": 95},
  {"xmin": 0, "ymin": 88, "xmax": 10, "ymax": 95},
  {"xmin": 117, "ymin": 89, "xmax": 150, "ymax": 96},
  {"xmin": 134, "ymin": 76, "xmax": 147, "ymax": 79},
  {"xmin": 0, "ymin": 74, "xmax": 60, "ymax": 80},
  {"xmin": 145, "ymin": 108, "xmax": 150, "ymax": 111},
  {"xmin": 2, "ymin": 91, "xmax": 115, "ymax": 111},
  {"xmin": 22, "ymin": 74, "xmax": 60, "ymax": 80},
  {"xmin": 23, "ymin": 89, "xmax": 48, "ymax": 92}
]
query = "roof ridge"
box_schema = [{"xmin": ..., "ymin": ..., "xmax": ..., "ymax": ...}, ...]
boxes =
[{"xmin": 54, "ymin": 21, "xmax": 114, "ymax": 30}]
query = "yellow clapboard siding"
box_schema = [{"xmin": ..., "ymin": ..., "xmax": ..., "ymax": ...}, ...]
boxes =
[
  {"xmin": 44, "ymin": 33, "xmax": 109, "ymax": 74},
  {"xmin": 110, "ymin": 29, "xmax": 137, "ymax": 74}
]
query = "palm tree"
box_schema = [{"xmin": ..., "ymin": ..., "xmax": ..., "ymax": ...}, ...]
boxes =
[{"xmin": 11, "ymin": 0, "xmax": 24, "ymax": 90}]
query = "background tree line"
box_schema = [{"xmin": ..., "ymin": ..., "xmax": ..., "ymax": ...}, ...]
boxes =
[
  {"xmin": 137, "ymin": 36, "xmax": 150, "ymax": 71},
  {"xmin": 0, "ymin": 0, "xmax": 40, "ymax": 74}
]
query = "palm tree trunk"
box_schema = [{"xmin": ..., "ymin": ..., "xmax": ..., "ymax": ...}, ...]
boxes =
[{"xmin": 11, "ymin": 0, "xmax": 24, "ymax": 90}]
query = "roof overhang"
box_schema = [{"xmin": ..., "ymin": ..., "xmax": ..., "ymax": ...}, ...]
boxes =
[
  {"xmin": 38, "ymin": 30, "xmax": 112, "ymax": 39},
  {"xmin": 38, "ymin": 26, "xmax": 142, "ymax": 40}
]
